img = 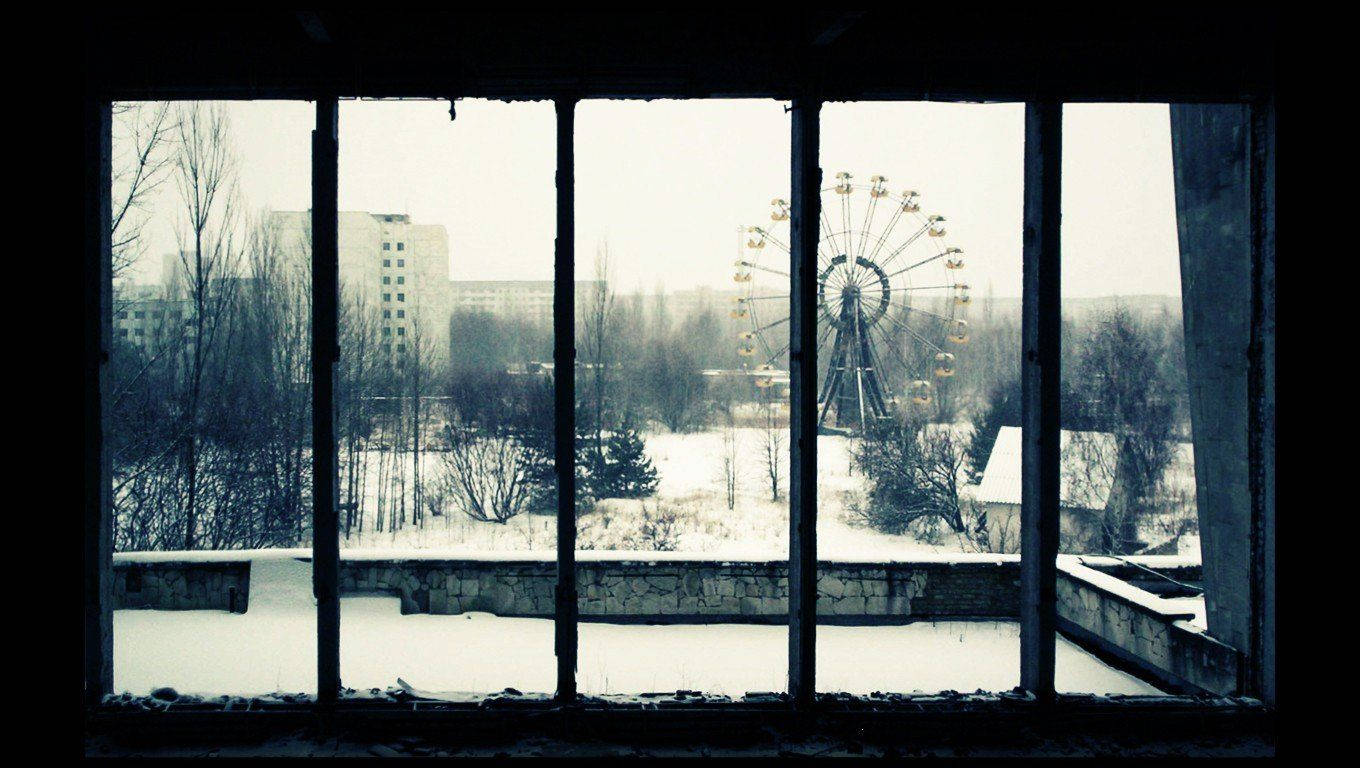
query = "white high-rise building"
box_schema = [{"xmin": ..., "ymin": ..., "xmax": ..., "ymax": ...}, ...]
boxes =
[{"xmin": 269, "ymin": 211, "xmax": 454, "ymax": 366}]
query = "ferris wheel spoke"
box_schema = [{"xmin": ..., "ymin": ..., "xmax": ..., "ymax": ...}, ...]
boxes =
[
  {"xmin": 841, "ymin": 192, "xmax": 854, "ymax": 268},
  {"xmin": 855, "ymin": 195, "xmax": 881, "ymax": 265},
  {"xmin": 879, "ymin": 310, "xmax": 948, "ymax": 355},
  {"xmin": 762, "ymin": 340, "xmax": 790, "ymax": 368},
  {"xmin": 895, "ymin": 302, "xmax": 957, "ymax": 323},
  {"xmin": 884, "ymin": 283, "xmax": 957, "ymax": 292},
  {"xmin": 865, "ymin": 314, "xmax": 910, "ymax": 371},
  {"xmin": 815, "ymin": 318, "xmax": 835, "ymax": 357},
  {"xmin": 862, "ymin": 204, "xmax": 906, "ymax": 266},
  {"xmin": 876, "ymin": 222, "xmax": 933, "ymax": 272},
  {"xmin": 736, "ymin": 260, "xmax": 791, "ymax": 279},
  {"xmin": 884, "ymin": 250, "xmax": 949, "ymax": 280},
  {"xmin": 861, "ymin": 321, "xmax": 903, "ymax": 398},
  {"xmin": 820, "ymin": 208, "xmax": 843, "ymax": 261},
  {"xmin": 753, "ymin": 315, "xmax": 790, "ymax": 334}
]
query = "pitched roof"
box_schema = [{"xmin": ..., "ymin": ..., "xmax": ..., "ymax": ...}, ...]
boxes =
[{"xmin": 975, "ymin": 426, "xmax": 1119, "ymax": 511}]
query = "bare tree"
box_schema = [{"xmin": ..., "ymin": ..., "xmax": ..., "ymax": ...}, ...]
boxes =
[
  {"xmin": 717, "ymin": 404, "xmax": 740, "ymax": 511},
  {"xmin": 400, "ymin": 313, "xmax": 438, "ymax": 528},
  {"xmin": 171, "ymin": 102, "xmax": 243, "ymax": 550},
  {"xmin": 579, "ymin": 243, "xmax": 616, "ymax": 465},
  {"xmin": 111, "ymin": 102, "xmax": 176, "ymax": 283},
  {"xmin": 633, "ymin": 501, "xmax": 682, "ymax": 551},
  {"xmin": 438, "ymin": 414, "xmax": 533, "ymax": 524},
  {"xmin": 852, "ymin": 419, "xmax": 969, "ymax": 538},
  {"xmin": 757, "ymin": 394, "xmax": 785, "ymax": 502},
  {"xmin": 1065, "ymin": 305, "xmax": 1180, "ymax": 554}
]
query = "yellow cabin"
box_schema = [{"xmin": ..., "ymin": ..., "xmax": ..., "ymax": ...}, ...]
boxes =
[
  {"xmin": 909, "ymin": 379, "xmax": 933, "ymax": 405},
  {"xmin": 934, "ymin": 352, "xmax": 956, "ymax": 377}
]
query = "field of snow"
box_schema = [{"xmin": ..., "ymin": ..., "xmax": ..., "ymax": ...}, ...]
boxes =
[
  {"xmin": 114, "ymin": 553, "xmax": 1161, "ymax": 698},
  {"xmin": 341, "ymin": 429, "xmax": 976, "ymax": 559}
]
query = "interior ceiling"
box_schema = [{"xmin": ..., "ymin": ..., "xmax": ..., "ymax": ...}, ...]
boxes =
[{"xmin": 88, "ymin": 11, "xmax": 1273, "ymax": 101}]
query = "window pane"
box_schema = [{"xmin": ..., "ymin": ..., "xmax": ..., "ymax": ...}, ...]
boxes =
[
  {"xmin": 109, "ymin": 100, "xmax": 316, "ymax": 698},
  {"xmin": 811, "ymin": 102, "xmax": 1155, "ymax": 696},
  {"xmin": 573, "ymin": 99, "xmax": 791, "ymax": 697},
  {"xmin": 336, "ymin": 99, "xmax": 557, "ymax": 697},
  {"xmin": 1056, "ymin": 103, "xmax": 1215, "ymax": 695}
]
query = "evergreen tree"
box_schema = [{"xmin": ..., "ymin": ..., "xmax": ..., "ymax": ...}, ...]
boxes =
[
  {"xmin": 965, "ymin": 377, "xmax": 1021, "ymax": 482},
  {"xmin": 599, "ymin": 425, "xmax": 659, "ymax": 499}
]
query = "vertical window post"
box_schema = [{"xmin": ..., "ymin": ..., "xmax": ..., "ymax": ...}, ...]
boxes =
[
  {"xmin": 788, "ymin": 95, "xmax": 821, "ymax": 710},
  {"xmin": 85, "ymin": 95, "xmax": 114, "ymax": 706},
  {"xmin": 312, "ymin": 96, "xmax": 341, "ymax": 705},
  {"xmin": 554, "ymin": 96, "xmax": 579, "ymax": 705},
  {"xmin": 1248, "ymin": 96, "xmax": 1275, "ymax": 705},
  {"xmin": 1019, "ymin": 99, "xmax": 1061, "ymax": 704}
]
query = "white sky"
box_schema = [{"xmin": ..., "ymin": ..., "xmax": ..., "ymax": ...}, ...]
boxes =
[{"xmin": 128, "ymin": 100, "xmax": 1181, "ymax": 298}]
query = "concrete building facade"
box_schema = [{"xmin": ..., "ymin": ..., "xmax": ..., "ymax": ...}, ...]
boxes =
[
  {"xmin": 449, "ymin": 280, "xmax": 602, "ymax": 326},
  {"xmin": 269, "ymin": 211, "xmax": 454, "ymax": 367},
  {"xmin": 112, "ymin": 283, "xmax": 191, "ymax": 352}
]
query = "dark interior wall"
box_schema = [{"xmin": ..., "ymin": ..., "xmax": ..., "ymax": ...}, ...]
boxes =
[{"xmin": 85, "ymin": 11, "xmax": 1272, "ymax": 102}]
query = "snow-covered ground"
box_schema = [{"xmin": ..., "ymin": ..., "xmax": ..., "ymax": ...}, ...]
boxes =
[
  {"xmin": 114, "ymin": 552, "xmax": 1161, "ymax": 698},
  {"xmin": 341, "ymin": 430, "xmax": 977, "ymax": 559}
]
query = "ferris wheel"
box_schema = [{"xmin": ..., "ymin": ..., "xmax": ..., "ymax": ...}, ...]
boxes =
[{"xmin": 733, "ymin": 172, "xmax": 971, "ymax": 433}]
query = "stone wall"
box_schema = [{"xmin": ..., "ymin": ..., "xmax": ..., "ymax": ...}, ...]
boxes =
[
  {"xmin": 339, "ymin": 556, "xmax": 1020, "ymax": 622},
  {"xmin": 1057, "ymin": 559, "xmax": 1238, "ymax": 695},
  {"xmin": 113, "ymin": 559, "xmax": 250, "ymax": 613}
]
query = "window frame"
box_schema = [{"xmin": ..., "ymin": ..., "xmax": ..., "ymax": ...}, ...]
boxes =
[{"xmin": 83, "ymin": 89, "xmax": 1274, "ymax": 721}]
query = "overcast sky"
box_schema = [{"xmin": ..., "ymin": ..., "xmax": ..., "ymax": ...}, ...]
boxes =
[{"xmin": 126, "ymin": 99, "xmax": 1181, "ymax": 298}]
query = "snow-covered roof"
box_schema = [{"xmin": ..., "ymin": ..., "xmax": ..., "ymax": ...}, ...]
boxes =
[
  {"xmin": 975, "ymin": 426, "xmax": 1118, "ymax": 511},
  {"xmin": 976, "ymin": 427, "xmax": 1198, "ymax": 514}
]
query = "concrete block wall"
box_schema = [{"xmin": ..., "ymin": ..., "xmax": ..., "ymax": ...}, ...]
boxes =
[
  {"xmin": 1057, "ymin": 560, "xmax": 1238, "ymax": 695},
  {"xmin": 338, "ymin": 557, "xmax": 1021, "ymax": 622},
  {"xmin": 113, "ymin": 560, "xmax": 250, "ymax": 613}
]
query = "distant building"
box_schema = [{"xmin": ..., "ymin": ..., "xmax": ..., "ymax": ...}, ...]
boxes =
[
  {"xmin": 269, "ymin": 211, "xmax": 454, "ymax": 366},
  {"xmin": 449, "ymin": 280, "xmax": 603, "ymax": 326},
  {"xmin": 976, "ymin": 426, "xmax": 1195, "ymax": 553},
  {"xmin": 112, "ymin": 283, "xmax": 191, "ymax": 352}
]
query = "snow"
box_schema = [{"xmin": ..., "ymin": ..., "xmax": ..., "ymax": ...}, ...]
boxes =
[
  {"xmin": 114, "ymin": 553, "xmax": 1161, "ymax": 698},
  {"xmin": 336, "ymin": 430, "xmax": 983, "ymax": 559},
  {"xmin": 1058, "ymin": 555, "xmax": 1197, "ymax": 619},
  {"xmin": 1163, "ymin": 596, "xmax": 1209, "ymax": 631}
]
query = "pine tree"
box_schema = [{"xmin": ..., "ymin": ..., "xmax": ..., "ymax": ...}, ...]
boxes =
[
  {"xmin": 965, "ymin": 377, "xmax": 1021, "ymax": 483},
  {"xmin": 600, "ymin": 426, "xmax": 659, "ymax": 499}
]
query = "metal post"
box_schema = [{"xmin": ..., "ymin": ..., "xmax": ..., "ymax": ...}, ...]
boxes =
[
  {"xmin": 788, "ymin": 95, "xmax": 821, "ymax": 709},
  {"xmin": 554, "ymin": 97, "xmax": 579, "ymax": 705},
  {"xmin": 312, "ymin": 96, "xmax": 341, "ymax": 705},
  {"xmin": 84, "ymin": 96, "xmax": 113, "ymax": 706},
  {"xmin": 1019, "ymin": 99, "xmax": 1061, "ymax": 704}
]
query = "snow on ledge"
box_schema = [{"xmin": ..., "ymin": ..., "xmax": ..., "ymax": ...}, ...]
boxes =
[
  {"xmin": 1073, "ymin": 553, "xmax": 1202, "ymax": 570},
  {"xmin": 114, "ymin": 549, "xmax": 1022, "ymax": 566},
  {"xmin": 1057, "ymin": 555, "xmax": 1196, "ymax": 620}
]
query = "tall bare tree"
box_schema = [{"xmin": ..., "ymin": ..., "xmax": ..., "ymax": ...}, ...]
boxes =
[
  {"xmin": 171, "ymin": 102, "xmax": 242, "ymax": 550},
  {"xmin": 579, "ymin": 243, "xmax": 616, "ymax": 465},
  {"xmin": 111, "ymin": 102, "xmax": 176, "ymax": 283},
  {"xmin": 757, "ymin": 394, "xmax": 786, "ymax": 503}
]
